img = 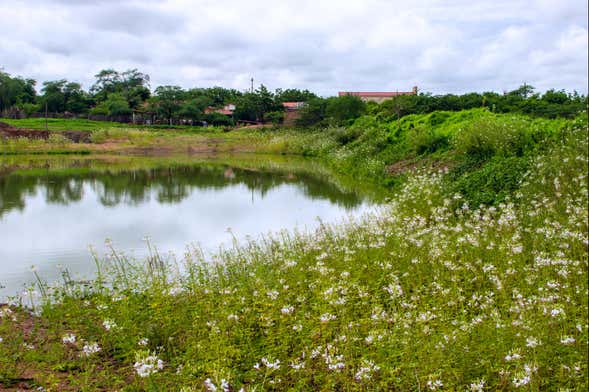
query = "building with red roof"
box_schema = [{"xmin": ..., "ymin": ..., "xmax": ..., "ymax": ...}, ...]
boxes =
[{"xmin": 338, "ymin": 87, "xmax": 418, "ymax": 103}]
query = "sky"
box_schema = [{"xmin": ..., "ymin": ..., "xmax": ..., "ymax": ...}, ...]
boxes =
[{"xmin": 0, "ymin": 0, "xmax": 587, "ymax": 96}]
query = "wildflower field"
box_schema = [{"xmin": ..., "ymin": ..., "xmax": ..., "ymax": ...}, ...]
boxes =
[{"xmin": 0, "ymin": 110, "xmax": 587, "ymax": 390}]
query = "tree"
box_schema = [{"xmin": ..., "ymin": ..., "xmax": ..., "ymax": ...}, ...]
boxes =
[
  {"xmin": 234, "ymin": 85, "xmax": 281, "ymax": 122},
  {"xmin": 295, "ymin": 98, "xmax": 327, "ymax": 127},
  {"xmin": 325, "ymin": 95, "xmax": 366, "ymax": 125},
  {"xmin": 40, "ymin": 80, "xmax": 68, "ymax": 112},
  {"xmin": 274, "ymin": 88, "xmax": 317, "ymax": 103},
  {"xmin": 90, "ymin": 93, "xmax": 131, "ymax": 116},
  {"xmin": 203, "ymin": 86, "xmax": 241, "ymax": 106},
  {"xmin": 64, "ymin": 82, "xmax": 90, "ymax": 113},
  {"xmin": 153, "ymin": 86, "xmax": 185, "ymax": 124},
  {"xmin": 0, "ymin": 71, "xmax": 37, "ymax": 112},
  {"xmin": 90, "ymin": 68, "xmax": 150, "ymax": 109},
  {"xmin": 90, "ymin": 69, "xmax": 121, "ymax": 102},
  {"xmin": 178, "ymin": 96, "xmax": 211, "ymax": 122}
]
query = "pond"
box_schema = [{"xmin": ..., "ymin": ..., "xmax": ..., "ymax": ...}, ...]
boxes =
[{"xmin": 0, "ymin": 155, "xmax": 383, "ymax": 299}]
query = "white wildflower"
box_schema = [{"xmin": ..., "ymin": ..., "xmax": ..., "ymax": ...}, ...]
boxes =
[
  {"xmin": 81, "ymin": 342, "xmax": 101, "ymax": 357},
  {"xmin": 227, "ymin": 314, "xmax": 239, "ymax": 321},
  {"xmin": 320, "ymin": 313, "xmax": 336, "ymax": 323},
  {"xmin": 505, "ymin": 351, "xmax": 522, "ymax": 361},
  {"xmin": 220, "ymin": 379, "xmax": 230, "ymax": 392},
  {"xmin": 560, "ymin": 336, "xmax": 576, "ymax": 345},
  {"xmin": 266, "ymin": 290, "xmax": 279, "ymax": 300},
  {"xmin": 354, "ymin": 359, "xmax": 380, "ymax": 381},
  {"xmin": 526, "ymin": 337, "xmax": 540, "ymax": 348},
  {"xmin": 550, "ymin": 308, "xmax": 564, "ymax": 317},
  {"xmin": 61, "ymin": 334, "xmax": 76, "ymax": 344},
  {"xmin": 426, "ymin": 379, "xmax": 443, "ymax": 390},
  {"xmin": 512, "ymin": 374, "xmax": 530, "ymax": 387},
  {"xmin": 281, "ymin": 306, "xmax": 294, "ymax": 315},
  {"xmin": 102, "ymin": 319, "xmax": 117, "ymax": 331},
  {"xmin": 261, "ymin": 357, "xmax": 281, "ymax": 370},
  {"xmin": 134, "ymin": 354, "xmax": 164, "ymax": 377},
  {"xmin": 469, "ymin": 379, "xmax": 486, "ymax": 391},
  {"xmin": 204, "ymin": 378, "xmax": 217, "ymax": 391}
]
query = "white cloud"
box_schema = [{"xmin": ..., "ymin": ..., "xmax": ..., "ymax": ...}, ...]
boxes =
[{"xmin": 0, "ymin": 0, "xmax": 586, "ymax": 94}]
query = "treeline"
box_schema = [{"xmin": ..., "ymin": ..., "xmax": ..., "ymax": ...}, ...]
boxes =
[
  {"xmin": 0, "ymin": 68, "xmax": 317, "ymax": 125},
  {"xmin": 296, "ymin": 84, "xmax": 587, "ymax": 127},
  {"xmin": 1, "ymin": 68, "xmax": 586, "ymax": 126}
]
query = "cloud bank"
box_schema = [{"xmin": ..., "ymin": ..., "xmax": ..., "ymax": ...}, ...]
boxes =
[{"xmin": 0, "ymin": 0, "xmax": 587, "ymax": 95}]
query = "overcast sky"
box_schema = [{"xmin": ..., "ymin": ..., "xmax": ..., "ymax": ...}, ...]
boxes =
[{"xmin": 0, "ymin": 0, "xmax": 587, "ymax": 96}]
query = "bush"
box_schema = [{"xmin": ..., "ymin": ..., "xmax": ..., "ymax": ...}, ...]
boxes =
[
  {"xmin": 265, "ymin": 111, "xmax": 284, "ymax": 125},
  {"xmin": 450, "ymin": 156, "xmax": 530, "ymax": 206},
  {"xmin": 406, "ymin": 125, "xmax": 449, "ymax": 155},
  {"xmin": 328, "ymin": 127, "xmax": 363, "ymax": 145},
  {"xmin": 453, "ymin": 116, "xmax": 533, "ymax": 159},
  {"xmin": 47, "ymin": 133, "xmax": 69, "ymax": 146}
]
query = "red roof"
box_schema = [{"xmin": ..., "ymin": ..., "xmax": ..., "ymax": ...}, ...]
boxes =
[{"xmin": 282, "ymin": 101, "xmax": 305, "ymax": 110}]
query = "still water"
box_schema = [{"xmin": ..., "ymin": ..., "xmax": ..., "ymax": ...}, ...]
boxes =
[{"xmin": 0, "ymin": 155, "xmax": 380, "ymax": 299}]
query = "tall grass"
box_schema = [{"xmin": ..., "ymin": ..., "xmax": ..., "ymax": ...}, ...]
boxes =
[{"xmin": 0, "ymin": 115, "xmax": 586, "ymax": 390}]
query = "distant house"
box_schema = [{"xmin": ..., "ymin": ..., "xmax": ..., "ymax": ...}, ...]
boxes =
[
  {"xmin": 338, "ymin": 87, "xmax": 418, "ymax": 103},
  {"xmin": 282, "ymin": 102, "xmax": 306, "ymax": 111},
  {"xmin": 205, "ymin": 104, "xmax": 236, "ymax": 116},
  {"xmin": 282, "ymin": 102, "xmax": 306, "ymax": 126}
]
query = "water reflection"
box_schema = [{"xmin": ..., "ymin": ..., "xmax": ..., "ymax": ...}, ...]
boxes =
[
  {"xmin": 0, "ymin": 157, "xmax": 380, "ymax": 298},
  {"xmin": 1, "ymin": 164, "xmax": 366, "ymax": 217}
]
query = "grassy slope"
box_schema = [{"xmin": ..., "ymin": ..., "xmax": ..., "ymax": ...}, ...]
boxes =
[
  {"xmin": 0, "ymin": 110, "xmax": 587, "ymax": 390},
  {"xmin": 1, "ymin": 118, "xmax": 216, "ymax": 132}
]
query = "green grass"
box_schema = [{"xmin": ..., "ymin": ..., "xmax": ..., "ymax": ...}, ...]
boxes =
[
  {"xmin": 1, "ymin": 117, "xmax": 135, "ymax": 132},
  {"xmin": 0, "ymin": 111, "xmax": 587, "ymax": 390},
  {"xmin": 1, "ymin": 117, "xmax": 228, "ymax": 133}
]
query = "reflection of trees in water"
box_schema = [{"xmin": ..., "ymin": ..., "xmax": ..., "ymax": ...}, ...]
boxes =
[{"xmin": 0, "ymin": 165, "xmax": 366, "ymax": 217}]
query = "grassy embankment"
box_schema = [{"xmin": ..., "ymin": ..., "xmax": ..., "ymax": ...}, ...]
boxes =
[{"xmin": 0, "ymin": 109, "xmax": 587, "ymax": 390}]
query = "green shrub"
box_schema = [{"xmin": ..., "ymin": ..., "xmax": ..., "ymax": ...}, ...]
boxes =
[
  {"xmin": 328, "ymin": 127, "xmax": 363, "ymax": 145},
  {"xmin": 450, "ymin": 156, "xmax": 530, "ymax": 206},
  {"xmin": 406, "ymin": 125, "xmax": 449, "ymax": 155},
  {"xmin": 453, "ymin": 116, "xmax": 533, "ymax": 159},
  {"xmin": 47, "ymin": 133, "xmax": 69, "ymax": 146}
]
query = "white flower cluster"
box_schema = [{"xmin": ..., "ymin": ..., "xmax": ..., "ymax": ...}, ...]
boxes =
[
  {"xmin": 134, "ymin": 354, "xmax": 164, "ymax": 377},
  {"xmin": 61, "ymin": 333, "xmax": 76, "ymax": 344},
  {"xmin": 81, "ymin": 342, "xmax": 101, "ymax": 357}
]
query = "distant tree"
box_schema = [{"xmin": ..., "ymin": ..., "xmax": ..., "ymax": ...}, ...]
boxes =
[
  {"xmin": 234, "ymin": 85, "xmax": 281, "ymax": 122},
  {"xmin": 63, "ymin": 82, "xmax": 90, "ymax": 114},
  {"xmin": 274, "ymin": 88, "xmax": 317, "ymax": 103},
  {"xmin": 379, "ymin": 95, "xmax": 418, "ymax": 120},
  {"xmin": 325, "ymin": 95, "xmax": 366, "ymax": 125},
  {"xmin": 265, "ymin": 111, "xmax": 284, "ymax": 125},
  {"xmin": 0, "ymin": 70, "xmax": 37, "ymax": 112},
  {"xmin": 203, "ymin": 112, "xmax": 234, "ymax": 126},
  {"xmin": 202, "ymin": 86, "xmax": 241, "ymax": 106},
  {"xmin": 40, "ymin": 80, "xmax": 68, "ymax": 112},
  {"xmin": 90, "ymin": 69, "xmax": 121, "ymax": 102},
  {"xmin": 105, "ymin": 93, "xmax": 132, "ymax": 116},
  {"xmin": 91, "ymin": 68, "xmax": 150, "ymax": 109},
  {"xmin": 90, "ymin": 93, "xmax": 131, "ymax": 116},
  {"xmin": 153, "ymin": 85, "xmax": 185, "ymax": 124},
  {"xmin": 178, "ymin": 96, "xmax": 211, "ymax": 122},
  {"xmin": 295, "ymin": 98, "xmax": 327, "ymax": 127}
]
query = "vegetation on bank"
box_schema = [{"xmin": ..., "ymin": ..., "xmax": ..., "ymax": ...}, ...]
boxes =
[
  {"xmin": 1, "ymin": 68, "xmax": 586, "ymax": 127},
  {"xmin": 2, "ymin": 109, "xmax": 587, "ymax": 203},
  {"xmin": 0, "ymin": 109, "xmax": 587, "ymax": 390}
]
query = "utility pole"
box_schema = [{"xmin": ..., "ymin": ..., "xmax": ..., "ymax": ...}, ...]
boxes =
[{"xmin": 250, "ymin": 77, "xmax": 254, "ymax": 93}]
